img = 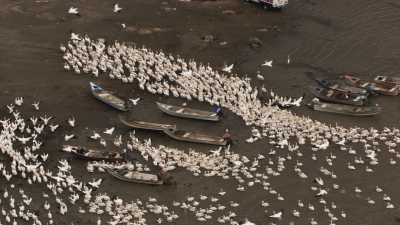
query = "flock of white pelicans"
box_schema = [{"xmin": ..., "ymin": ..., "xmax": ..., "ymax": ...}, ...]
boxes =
[{"xmin": 0, "ymin": 33, "xmax": 398, "ymax": 225}]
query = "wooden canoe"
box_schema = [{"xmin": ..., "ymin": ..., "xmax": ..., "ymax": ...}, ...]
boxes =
[
  {"xmin": 314, "ymin": 78, "xmax": 369, "ymax": 95},
  {"xmin": 107, "ymin": 168, "xmax": 164, "ymax": 185},
  {"xmin": 90, "ymin": 82, "xmax": 128, "ymax": 111},
  {"xmin": 374, "ymin": 75, "xmax": 400, "ymax": 86},
  {"xmin": 163, "ymin": 128, "xmax": 227, "ymax": 146},
  {"xmin": 342, "ymin": 74, "xmax": 399, "ymax": 96},
  {"xmin": 63, "ymin": 145, "xmax": 125, "ymax": 161},
  {"xmin": 307, "ymin": 98, "xmax": 381, "ymax": 116},
  {"xmin": 119, "ymin": 115, "xmax": 176, "ymax": 131},
  {"xmin": 309, "ymin": 86, "xmax": 367, "ymax": 106},
  {"xmin": 156, "ymin": 102, "xmax": 220, "ymax": 121}
]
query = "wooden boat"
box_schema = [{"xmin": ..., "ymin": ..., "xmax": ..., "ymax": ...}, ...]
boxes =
[
  {"xmin": 156, "ymin": 102, "xmax": 220, "ymax": 122},
  {"xmin": 245, "ymin": 0, "xmax": 288, "ymax": 9},
  {"xmin": 63, "ymin": 145, "xmax": 124, "ymax": 161},
  {"xmin": 107, "ymin": 168, "xmax": 164, "ymax": 185},
  {"xmin": 307, "ymin": 98, "xmax": 381, "ymax": 116},
  {"xmin": 163, "ymin": 128, "xmax": 227, "ymax": 146},
  {"xmin": 342, "ymin": 74, "xmax": 399, "ymax": 96},
  {"xmin": 315, "ymin": 78, "xmax": 369, "ymax": 95},
  {"xmin": 90, "ymin": 82, "xmax": 128, "ymax": 111},
  {"xmin": 309, "ymin": 86, "xmax": 367, "ymax": 106},
  {"xmin": 119, "ymin": 115, "xmax": 176, "ymax": 131},
  {"xmin": 374, "ymin": 75, "xmax": 400, "ymax": 86}
]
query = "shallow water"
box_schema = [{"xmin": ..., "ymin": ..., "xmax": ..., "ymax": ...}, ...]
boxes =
[{"xmin": 1, "ymin": 0, "xmax": 400, "ymax": 224}]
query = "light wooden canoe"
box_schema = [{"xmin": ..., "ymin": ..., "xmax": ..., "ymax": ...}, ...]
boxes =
[
  {"xmin": 156, "ymin": 102, "xmax": 220, "ymax": 121},
  {"xmin": 107, "ymin": 168, "xmax": 164, "ymax": 185},
  {"xmin": 90, "ymin": 82, "xmax": 128, "ymax": 111},
  {"xmin": 63, "ymin": 145, "xmax": 125, "ymax": 161},
  {"xmin": 307, "ymin": 99, "xmax": 381, "ymax": 116},
  {"xmin": 163, "ymin": 128, "xmax": 227, "ymax": 146},
  {"xmin": 119, "ymin": 115, "xmax": 176, "ymax": 131}
]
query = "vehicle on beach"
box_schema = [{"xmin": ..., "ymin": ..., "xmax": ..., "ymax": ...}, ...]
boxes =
[
  {"xmin": 342, "ymin": 74, "xmax": 399, "ymax": 96},
  {"xmin": 374, "ymin": 75, "xmax": 400, "ymax": 86},
  {"xmin": 90, "ymin": 82, "xmax": 128, "ymax": 111},
  {"xmin": 245, "ymin": 0, "xmax": 288, "ymax": 9},
  {"xmin": 107, "ymin": 168, "xmax": 173, "ymax": 185},
  {"xmin": 156, "ymin": 102, "xmax": 220, "ymax": 122},
  {"xmin": 163, "ymin": 128, "xmax": 228, "ymax": 146},
  {"xmin": 314, "ymin": 78, "xmax": 369, "ymax": 96},
  {"xmin": 63, "ymin": 145, "xmax": 125, "ymax": 161},
  {"xmin": 307, "ymin": 98, "xmax": 381, "ymax": 117},
  {"xmin": 309, "ymin": 86, "xmax": 367, "ymax": 106},
  {"xmin": 119, "ymin": 114, "xmax": 177, "ymax": 131}
]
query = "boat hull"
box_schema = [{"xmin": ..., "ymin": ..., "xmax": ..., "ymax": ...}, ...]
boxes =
[
  {"xmin": 309, "ymin": 86, "xmax": 366, "ymax": 106},
  {"xmin": 90, "ymin": 82, "xmax": 128, "ymax": 111},
  {"xmin": 374, "ymin": 75, "xmax": 400, "ymax": 86},
  {"xmin": 107, "ymin": 169, "xmax": 164, "ymax": 185},
  {"xmin": 343, "ymin": 75, "xmax": 399, "ymax": 96},
  {"xmin": 119, "ymin": 115, "xmax": 176, "ymax": 131},
  {"xmin": 163, "ymin": 128, "xmax": 227, "ymax": 146},
  {"xmin": 308, "ymin": 100, "xmax": 381, "ymax": 116},
  {"xmin": 315, "ymin": 78, "xmax": 368, "ymax": 96},
  {"xmin": 64, "ymin": 145, "xmax": 125, "ymax": 161},
  {"xmin": 245, "ymin": 0, "xmax": 288, "ymax": 8},
  {"xmin": 156, "ymin": 102, "xmax": 220, "ymax": 122}
]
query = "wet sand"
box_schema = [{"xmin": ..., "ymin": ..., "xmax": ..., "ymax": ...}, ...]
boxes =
[{"xmin": 1, "ymin": 0, "xmax": 400, "ymax": 224}]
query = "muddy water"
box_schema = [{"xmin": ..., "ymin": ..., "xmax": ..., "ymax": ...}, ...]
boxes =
[{"xmin": 0, "ymin": 0, "xmax": 400, "ymax": 224}]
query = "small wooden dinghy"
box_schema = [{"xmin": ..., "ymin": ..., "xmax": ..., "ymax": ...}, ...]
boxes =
[
  {"xmin": 374, "ymin": 75, "xmax": 400, "ymax": 86},
  {"xmin": 315, "ymin": 78, "xmax": 368, "ymax": 95},
  {"xmin": 163, "ymin": 128, "xmax": 227, "ymax": 146},
  {"xmin": 342, "ymin": 74, "xmax": 399, "ymax": 96},
  {"xmin": 119, "ymin": 115, "xmax": 176, "ymax": 131},
  {"xmin": 156, "ymin": 102, "xmax": 220, "ymax": 121},
  {"xmin": 107, "ymin": 168, "xmax": 164, "ymax": 185},
  {"xmin": 309, "ymin": 86, "xmax": 367, "ymax": 106},
  {"xmin": 63, "ymin": 145, "xmax": 124, "ymax": 161},
  {"xmin": 307, "ymin": 98, "xmax": 381, "ymax": 116},
  {"xmin": 90, "ymin": 82, "xmax": 128, "ymax": 111}
]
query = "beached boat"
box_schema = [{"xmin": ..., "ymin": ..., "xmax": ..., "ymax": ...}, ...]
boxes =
[
  {"xmin": 90, "ymin": 82, "xmax": 128, "ymax": 111},
  {"xmin": 342, "ymin": 74, "xmax": 399, "ymax": 96},
  {"xmin": 374, "ymin": 75, "xmax": 400, "ymax": 86},
  {"xmin": 307, "ymin": 98, "xmax": 381, "ymax": 116},
  {"xmin": 315, "ymin": 78, "xmax": 369, "ymax": 95},
  {"xmin": 119, "ymin": 114, "xmax": 176, "ymax": 131},
  {"xmin": 63, "ymin": 145, "xmax": 124, "ymax": 161},
  {"xmin": 163, "ymin": 128, "xmax": 227, "ymax": 146},
  {"xmin": 156, "ymin": 102, "xmax": 220, "ymax": 122},
  {"xmin": 309, "ymin": 86, "xmax": 367, "ymax": 106},
  {"xmin": 107, "ymin": 168, "xmax": 164, "ymax": 185}
]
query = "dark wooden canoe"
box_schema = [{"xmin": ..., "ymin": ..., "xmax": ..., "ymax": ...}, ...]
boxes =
[
  {"xmin": 309, "ymin": 86, "xmax": 367, "ymax": 106},
  {"xmin": 119, "ymin": 115, "xmax": 176, "ymax": 131},
  {"xmin": 63, "ymin": 145, "xmax": 125, "ymax": 161},
  {"xmin": 107, "ymin": 168, "xmax": 164, "ymax": 185},
  {"xmin": 374, "ymin": 75, "xmax": 400, "ymax": 86},
  {"xmin": 315, "ymin": 78, "xmax": 369, "ymax": 95},
  {"xmin": 156, "ymin": 102, "xmax": 220, "ymax": 122},
  {"xmin": 90, "ymin": 82, "xmax": 128, "ymax": 111},
  {"xmin": 163, "ymin": 128, "xmax": 227, "ymax": 146},
  {"xmin": 307, "ymin": 98, "xmax": 381, "ymax": 116},
  {"xmin": 342, "ymin": 74, "xmax": 399, "ymax": 96}
]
